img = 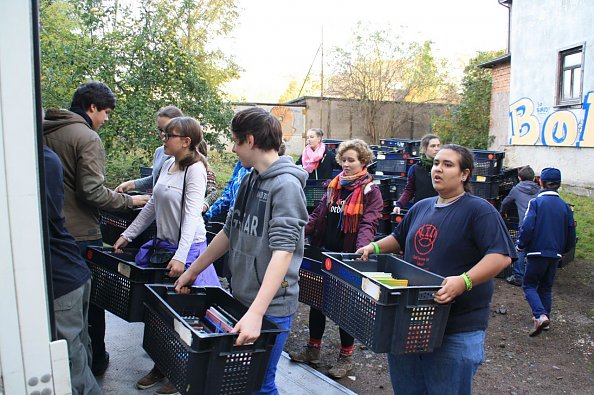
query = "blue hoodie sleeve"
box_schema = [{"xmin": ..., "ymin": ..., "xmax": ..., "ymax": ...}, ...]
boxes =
[{"xmin": 206, "ymin": 161, "xmax": 242, "ymax": 219}]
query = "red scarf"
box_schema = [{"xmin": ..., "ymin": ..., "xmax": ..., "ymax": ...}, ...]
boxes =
[{"xmin": 326, "ymin": 169, "xmax": 372, "ymax": 233}]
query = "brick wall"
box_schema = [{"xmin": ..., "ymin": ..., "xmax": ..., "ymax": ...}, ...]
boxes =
[
  {"xmin": 488, "ymin": 62, "xmax": 511, "ymax": 151},
  {"xmin": 491, "ymin": 63, "xmax": 510, "ymax": 94}
]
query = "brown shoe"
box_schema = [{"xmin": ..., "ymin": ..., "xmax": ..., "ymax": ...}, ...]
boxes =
[
  {"xmin": 328, "ymin": 355, "xmax": 354, "ymax": 379},
  {"xmin": 155, "ymin": 382, "xmax": 179, "ymax": 395},
  {"xmin": 289, "ymin": 345, "xmax": 321, "ymax": 365},
  {"xmin": 136, "ymin": 365, "xmax": 165, "ymax": 390}
]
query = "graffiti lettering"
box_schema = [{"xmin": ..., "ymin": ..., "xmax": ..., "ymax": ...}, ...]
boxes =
[{"xmin": 509, "ymin": 90, "xmax": 594, "ymax": 147}]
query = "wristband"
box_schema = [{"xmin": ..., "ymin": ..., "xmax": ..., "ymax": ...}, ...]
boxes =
[
  {"xmin": 120, "ymin": 234, "xmax": 133, "ymax": 243},
  {"xmin": 461, "ymin": 272, "xmax": 472, "ymax": 291},
  {"xmin": 370, "ymin": 242, "xmax": 380, "ymax": 254}
]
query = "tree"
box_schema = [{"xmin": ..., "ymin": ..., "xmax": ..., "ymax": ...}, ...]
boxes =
[
  {"xmin": 432, "ymin": 50, "xmax": 505, "ymax": 149},
  {"xmin": 278, "ymin": 77, "xmax": 321, "ymax": 103},
  {"xmin": 327, "ymin": 24, "xmax": 456, "ymax": 143},
  {"xmin": 39, "ymin": 0, "xmax": 238, "ymax": 183}
]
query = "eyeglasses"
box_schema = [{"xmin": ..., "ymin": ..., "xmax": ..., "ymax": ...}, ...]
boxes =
[
  {"xmin": 160, "ymin": 132, "xmax": 186, "ymax": 141},
  {"xmin": 156, "ymin": 126, "xmax": 164, "ymax": 133}
]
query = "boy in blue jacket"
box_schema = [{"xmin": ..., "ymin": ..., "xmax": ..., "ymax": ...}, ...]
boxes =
[{"xmin": 517, "ymin": 167, "xmax": 576, "ymax": 337}]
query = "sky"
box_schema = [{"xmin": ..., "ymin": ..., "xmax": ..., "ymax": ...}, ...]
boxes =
[{"xmin": 217, "ymin": 0, "xmax": 510, "ymax": 103}]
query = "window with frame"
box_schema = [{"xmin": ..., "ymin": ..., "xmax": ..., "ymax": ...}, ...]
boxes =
[{"xmin": 557, "ymin": 45, "xmax": 584, "ymax": 106}]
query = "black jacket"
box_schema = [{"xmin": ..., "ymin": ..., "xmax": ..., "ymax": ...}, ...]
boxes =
[{"xmin": 296, "ymin": 148, "xmax": 338, "ymax": 180}]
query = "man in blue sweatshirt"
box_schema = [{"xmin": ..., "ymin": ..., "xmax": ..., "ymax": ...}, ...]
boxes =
[
  {"xmin": 176, "ymin": 108, "xmax": 308, "ymax": 394},
  {"xmin": 517, "ymin": 167, "xmax": 576, "ymax": 337},
  {"xmin": 500, "ymin": 165, "xmax": 540, "ymax": 285}
]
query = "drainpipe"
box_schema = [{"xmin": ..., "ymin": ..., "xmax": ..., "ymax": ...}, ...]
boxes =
[{"xmin": 498, "ymin": 0, "xmax": 512, "ymax": 54}]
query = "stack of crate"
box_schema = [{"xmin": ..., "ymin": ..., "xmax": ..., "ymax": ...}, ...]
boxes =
[
  {"xmin": 372, "ymin": 138, "xmax": 421, "ymax": 237},
  {"xmin": 470, "ymin": 150, "xmax": 518, "ymax": 205}
]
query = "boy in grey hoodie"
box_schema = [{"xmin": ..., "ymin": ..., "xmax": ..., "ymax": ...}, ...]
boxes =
[
  {"xmin": 500, "ymin": 165, "xmax": 541, "ymax": 285},
  {"xmin": 176, "ymin": 107, "xmax": 308, "ymax": 394}
]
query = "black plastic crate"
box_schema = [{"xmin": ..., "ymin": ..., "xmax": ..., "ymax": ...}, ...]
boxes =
[
  {"xmin": 377, "ymin": 213, "xmax": 393, "ymax": 235},
  {"xmin": 470, "ymin": 169, "xmax": 520, "ymax": 200},
  {"xmin": 559, "ymin": 245, "xmax": 576, "ymax": 268},
  {"xmin": 379, "ymin": 139, "xmax": 421, "ymax": 156},
  {"xmin": 372, "ymin": 175, "xmax": 395, "ymax": 201},
  {"xmin": 322, "ymin": 139, "xmax": 343, "ymax": 153},
  {"xmin": 375, "ymin": 157, "xmax": 407, "ymax": 175},
  {"xmin": 470, "ymin": 181, "xmax": 499, "ymax": 199},
  {"xmin": 376, "ymin": 151, "xmax": 414, "ymax": 160},
  {"xmin": 205, "ymin": 222, "xmax": 228, "ymax": 277},
  {"xmin": 99, "ymin": 209, "xmax": 156, "ymax": 248},
  {"xmin": 85, "ymin": 246, "xmax": 171, "ymax": 322},
  {"xmin": 304, "ymin": 179, "xmax": 327, "ymax": 209},
  {"xmin": 299, "ymin": 245, "xmax": 325, "ymax": 310},
  {"xmin": 143, "ymin": 285, "xmax": 284, "ymax": 395},
  {"xmin": 389, "ymin": 176, "xmax": 408, "ymax": 200},
  {"xmin": 321, "ymin": 253, "xmax": 450, "ymax": 354},
  {"xmin": 472, "ymin": 150, "xmax": 505, "ymax": 176},
  {"xmin": 140, "ymin": 166, "xmax": 153, "ymax": 178}
]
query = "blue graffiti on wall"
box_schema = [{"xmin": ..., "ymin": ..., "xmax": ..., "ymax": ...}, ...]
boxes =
[{"xmin": 509, "ymin": 90, "xmax": 594, "ymax": 147}]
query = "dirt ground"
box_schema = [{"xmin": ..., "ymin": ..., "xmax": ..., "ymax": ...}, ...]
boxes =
[{"xmin": 284, "ymin": 259, "xmax": 594, "ymax": 394}]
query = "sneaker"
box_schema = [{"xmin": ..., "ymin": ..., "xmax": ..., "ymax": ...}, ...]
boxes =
[
  {"xmin": 155, "ymin": 382, "xmax": 179, "ymax": 395},
  {"xmin": 328, "ymin": 355, "xmax": 354, "ymax": 379},
  {"xmin": 505, "ymin": 275, "xmax": 522, "ymax": 287},
  {"xmin": 136, "ymin": 365, "xmax": 165, "ymax": 389},
  {"xmin": 289, "ymin": 345, "xmax": 321, "ymax": 365},
  {"xmin": 529, "ymin": 314, "xmax": 550, "ymax": 337},
  {"xmin": 91, "ymin": 351, "xmax": 109, "ymax": 376}
]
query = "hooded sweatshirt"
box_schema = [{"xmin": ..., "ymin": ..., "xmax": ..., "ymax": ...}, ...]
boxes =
[
  {"xmin": 499, "ymin": 180, "xmax": 540, "ymax": 226},
  {"xmin": 43, "ymin": 109, "xmax": 133, "ymax": 241},
  {"xmin": 223, "ymin": 156, "xmax": 309, "ymax": 317}
]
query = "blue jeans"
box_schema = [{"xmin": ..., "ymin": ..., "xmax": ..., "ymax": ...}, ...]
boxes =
[
  {"xmin": 522, "ymin": 256, "xmax": 558, "ymax": 317},
  {"xmin": 388, "ymin": 330, "xmax": 485, "ymax": 395},
  {"xmin": 252, "ymin": 314, "xmax": 293, "ymax": 395},
  {"xmin": 512, "ymin": 250, "xmax": 526, "ymax": 280}
]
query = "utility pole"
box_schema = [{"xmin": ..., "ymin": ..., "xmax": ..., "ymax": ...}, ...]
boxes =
[{"xmin": 320, "ymin": 26, "xmax": 324, "ymax": 131}]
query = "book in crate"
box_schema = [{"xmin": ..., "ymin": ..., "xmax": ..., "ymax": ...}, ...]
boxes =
[{"xmin": 143, "ymin": 285, "xmax": 285, "ymax": 394}]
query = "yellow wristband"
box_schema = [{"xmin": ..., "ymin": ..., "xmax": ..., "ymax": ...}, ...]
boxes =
[
  {"xmin": 461, "ymin": 272, "xmax": 472, "ymax": 291},
  {"xmin": 370, "ymin": 242, "xmax": 380, "ymax": 254}
]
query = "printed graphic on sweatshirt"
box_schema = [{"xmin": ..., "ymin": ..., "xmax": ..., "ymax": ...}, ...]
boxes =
[
  {"xmin": 328, "ymin": 201, "xmax": 344, "ymax": 214},
  {"xmin": 412, "ymin": 223, "xmax": 438, "ymax": 267},
  {"xmin": 231, "ymin": 187, "xmax": 269, "ymax": 237}
]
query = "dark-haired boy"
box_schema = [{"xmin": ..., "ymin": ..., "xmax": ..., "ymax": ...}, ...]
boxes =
[
  {"xmin": 517, "ymin": 167, "xmax": 576, "ymax": 337},
  {"xmin": 44, "ymin": 146, "xmax": 103, "ymax": 394},
  {"xmin": 43, "ymin": 81, "xmax": 149, "ymax": 375},
  {"xmin": 177, "ymin": 107, "xmax": 308, "ymax": 394},
  {"xmin": 500, "ymin": 165, "xmax": 540, "ymax": 285}
]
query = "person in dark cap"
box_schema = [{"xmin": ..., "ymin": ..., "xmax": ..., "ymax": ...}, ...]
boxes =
[{"xmin": 517, "ymin": 167, "xmax": 576, "ymax": 337}]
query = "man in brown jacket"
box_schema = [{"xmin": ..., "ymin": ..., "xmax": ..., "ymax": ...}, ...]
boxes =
[{"xmin": 43, "ymin": 81, "xmax": 149, "ymax": 376}]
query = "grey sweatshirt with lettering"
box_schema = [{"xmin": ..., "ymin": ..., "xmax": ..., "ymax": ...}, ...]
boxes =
[{"xmin": 223, "ymin": 156, "xmax": 308, "ymax": 317}]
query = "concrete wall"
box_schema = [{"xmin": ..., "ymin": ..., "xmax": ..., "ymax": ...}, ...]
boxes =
[
  {"xmin": 232, "ymin": 99, "xmax": 447, "ymax": 156},
  {"xmin": 302, "ymin": 97, "xmax": 447, "ymax": 142},
  {"xmin": 490, "ymin": 0, "xmax": 594, "ymax": 189}
]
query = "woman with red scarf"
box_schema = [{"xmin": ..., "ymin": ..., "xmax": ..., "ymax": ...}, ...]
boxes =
[
  {"xmin": 289, "ymin": 139, "xmax": 383, "ymax": 378},
  {"xmin": 296, "ymin": 128, "xmax": 338, "ymax": 179}
]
